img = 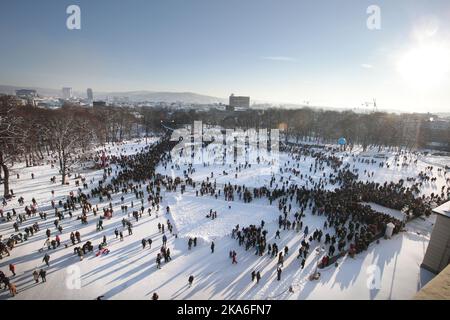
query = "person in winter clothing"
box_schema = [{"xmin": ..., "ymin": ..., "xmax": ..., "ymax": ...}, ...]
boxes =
[
  {"xmin": 9, "ymin": 264, "xmax": 16, "ymax": 276},
  {"xmin": 152, "ymin": 292, "xmax": 159, "ymax": 300},
  {"xmin": 156, "ymin": 254, "xmax": 161, "ymax": 269},
  {"xmin": 277, "ymin": 267, "xmax": 282, "ymax": 281},
  {"xmin": 75, "ymin": 231, "xmax": 81, "ymax": 243},
  {"xmin": 70, "ymin": 232, "xmax": 76, "ymax": 245},
  {"xmin": 44, "ymin": 238, "xmax": 51, "ymax": 250},
  {"xmin": 42, "ymin": 253, "xmax": 50, "ymax": 266},
  {"xmin": 275, "ymin": 230, "xmax": 281, "ymax": 239},
  {"xmin": 256, "ymin": 271, "xmax": 261, "ymax": 284},
  {"xmin": 8, "ymin": 283, "xmax": 17, "ymax": 297},
  {"xmin": 188, "ymin": 275, "xmax": 194, "ymax": 287},
  {"xmin": 39, "ymin": 269, "xmax": 47, "ymax": 282},
  {"xmin": 33, "ymin": 270, "xmax": 39, "ymax": 283},
  {"xmin": 278, "ymin": 252, "xmax": 284, "ymax": 267},
  {"xmin": 1, "ymin": 276, "xmax": 10, "ymax": 290},
  {"xmin": 232, "ymin": 251, "xmax": 237, "ymax": 264},
  {"xmin": 210, "ymin": 241, "xmax": 215, "ymax": 253}
]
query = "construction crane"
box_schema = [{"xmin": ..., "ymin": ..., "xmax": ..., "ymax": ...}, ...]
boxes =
[{"xmin": 362, "ymin": 98, "xmax": 378, "ymax": 113}]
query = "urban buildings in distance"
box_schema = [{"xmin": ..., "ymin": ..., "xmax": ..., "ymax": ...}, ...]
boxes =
[
  {"xmin": 15, "ymin": 89, "xmax": 37, "ymax": 99},
  {"xmin": 62, "ymin": 87, "xmax": 73, "ymax": 100},
  {"xmin": 87, "ymin": 88, "xmax": 94, "ymax": 103},
  {"xmin": 229, "ymin": 93, "xmax": 250, "ymax": 110}
]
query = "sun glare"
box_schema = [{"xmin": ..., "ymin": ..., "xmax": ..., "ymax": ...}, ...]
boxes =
[{"xmin": 397, "ymin": 43, "xmax": 450, "ymax": 89}]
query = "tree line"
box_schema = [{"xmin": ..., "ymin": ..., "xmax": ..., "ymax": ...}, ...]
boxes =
[
  {"xmin": 143, "ymin": 107, "xmax": 447, "ymax": 151},
  {"xmin": 0, "ymin": 96, "xmax": 144, "ymax": 197},
  {"xmin": 1, "ymin": 95, "xmax": 447, "ymax": 198}
]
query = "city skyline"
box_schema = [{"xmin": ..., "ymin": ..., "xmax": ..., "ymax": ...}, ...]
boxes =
[{"xmin": 1, "ymin": 0, "xmax": 450, "ymax": 112}]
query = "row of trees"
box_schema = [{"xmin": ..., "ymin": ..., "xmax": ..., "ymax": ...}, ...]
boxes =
[
  {"xmin": 0, "ymin": 96, "xmax": 148, "ymax": 197},
  {"xmin": 1, "ymin": 95, "xmax": 447, "ymax": 198},
  {"xmin": 145, "ymin": 107, "xmax": 445, "ymax": 151}
]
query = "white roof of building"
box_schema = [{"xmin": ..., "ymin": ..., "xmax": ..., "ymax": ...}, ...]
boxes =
[{"xmin": 433, "ymin": 200, "xmax": 450, "ymax": 218}]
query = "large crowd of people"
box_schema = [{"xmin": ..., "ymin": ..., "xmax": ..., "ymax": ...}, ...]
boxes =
[{"xmin": 0, "ymin": 132, "xmax": 449, "ymax": 299}]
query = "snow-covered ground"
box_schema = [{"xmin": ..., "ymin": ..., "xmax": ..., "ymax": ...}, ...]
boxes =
[{"xmin": 0, "ymin": 138, "xmax": 448, "ymax": 300}]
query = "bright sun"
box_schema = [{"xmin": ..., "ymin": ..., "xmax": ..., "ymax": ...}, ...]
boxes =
[{"xmin": 397, "ymin": 43, "xmax": 450, "ymax": 89}]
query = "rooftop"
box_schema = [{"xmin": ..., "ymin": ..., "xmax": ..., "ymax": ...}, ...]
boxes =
[
  {"xmin": 415, "ymin": 264, "xmax": 450, "ymax": 300},
  {"xmin": 432, "ymin": 200, "xmax": 450, "ymax": 218}
]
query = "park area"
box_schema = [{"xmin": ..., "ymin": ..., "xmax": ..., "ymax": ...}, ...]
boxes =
[{"xmin": 0, "ymin": 136, "xmax": 449, "ymax": 300}]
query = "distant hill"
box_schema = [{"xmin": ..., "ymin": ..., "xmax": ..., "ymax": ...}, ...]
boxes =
[
  {"xmin": 0, "ymin": 84, "xmax": 227, "ymax": 104},
  {"xmin": 96, "ymin": 91, "xmax": 227, "ymax": 104},
  {"xmin": 0, "ymin": 84, "xmax": 62, "ymax": 97}
]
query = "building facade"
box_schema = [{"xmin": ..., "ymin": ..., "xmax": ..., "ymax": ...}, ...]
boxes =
[
  {"xmin": 415, "ymin": 264, "xmax": 450, "ymax": 300},
  {"xmin": 422, "ymin": 117, "xmax": 450, "ymax": 151},
  {"xmin": 15, "ymin": 89, "xmax": 37, "ymax": 99},
  {"xmin": 93, "ymin": 100, "xmax": 107, "ymax": 108},
  {"xmin": 229, "ymin": 94, "xmax": 250, "ymax": 109},
  {"xmin": 87, "ymin": 88, "xmax": 94, "ymax": 102},
  {"xmin": 421, "ymin": 201, "xmax": 450, "ymax": 274},
  {"xmin": 15, "ymin": 89, "xmax": 37, "ymax": 106},
  {"xmin": 62, "ymin": 87, "xmax": 73, "ymax": 100}
]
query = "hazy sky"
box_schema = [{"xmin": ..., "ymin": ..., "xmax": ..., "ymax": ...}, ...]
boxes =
[{"xmin": 1, "ymin": 0, "xmax": 450, "ymax": 112}]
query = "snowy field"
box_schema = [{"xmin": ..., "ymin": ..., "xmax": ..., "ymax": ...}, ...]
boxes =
[{"xmin": 0, "ymin": 138, "xmax": 448, "ymax": 300}]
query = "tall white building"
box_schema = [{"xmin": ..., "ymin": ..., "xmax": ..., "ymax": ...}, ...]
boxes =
[
  {"xmin": 87, "ymin": 88, "xmax": 94, "ymax": 102},
  {"xmin": 62, "ymin": 87, "xmax": 73, "ymax": 100}
]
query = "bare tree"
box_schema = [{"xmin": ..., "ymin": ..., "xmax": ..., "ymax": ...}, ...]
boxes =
[
  {"xmin": 0, "ymin": 96, "xmax": 25, "ymax": 198},
  {"xmin": 43, "ymin": 111, "xmax": 94, "ymax": 185}
]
